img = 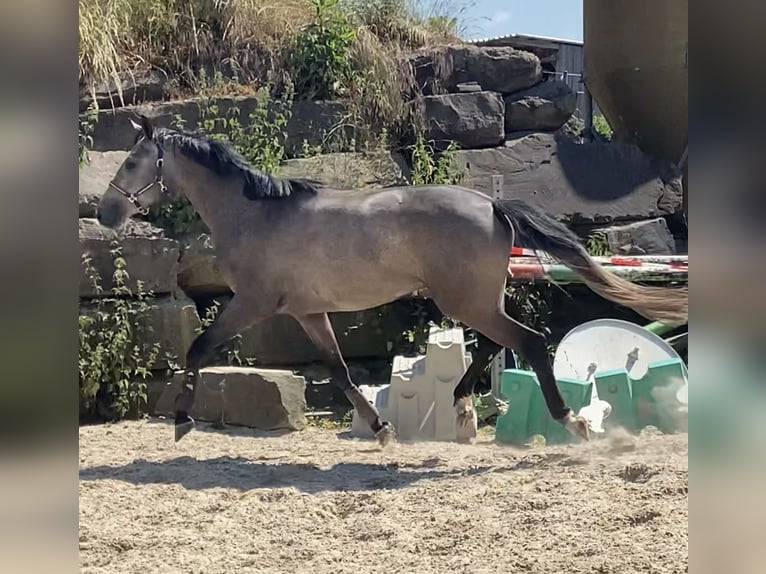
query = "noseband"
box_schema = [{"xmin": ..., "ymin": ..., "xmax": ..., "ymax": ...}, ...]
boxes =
[{"xmin": 108, "ymin": 140, "xmax": 169, "ymax": 215}]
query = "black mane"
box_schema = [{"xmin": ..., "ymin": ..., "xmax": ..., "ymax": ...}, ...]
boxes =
[{"xmin": 153, "ymin": 127, "xmax": 321, "ymax": 200}]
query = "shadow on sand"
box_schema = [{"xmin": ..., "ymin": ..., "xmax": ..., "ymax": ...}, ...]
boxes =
[{"xmin": 79, "ymin": 455, "xmax": 510, "ymax": 494}]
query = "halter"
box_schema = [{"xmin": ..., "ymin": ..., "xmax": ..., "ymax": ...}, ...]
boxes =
[{"xmin": 108, "ymin": 140, "xmax": 169, "ymax": 215}]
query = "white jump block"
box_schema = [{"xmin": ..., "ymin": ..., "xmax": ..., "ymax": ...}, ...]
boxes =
[{"xmin": 351, "ymin": 326, "xmax": 472, "ymax": 441}]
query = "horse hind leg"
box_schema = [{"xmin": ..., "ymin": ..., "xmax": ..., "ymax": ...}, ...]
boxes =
[
  {"xmin": 453, "ymin": 333, "xmax": 502, "ymax": 443},
  {"xmin": 293, "ymin": 312, "xmax": 395, "ymax": 447},
  {"xmin": 435, "ymin": 292, "xmax": 590, "ymax": 442}
]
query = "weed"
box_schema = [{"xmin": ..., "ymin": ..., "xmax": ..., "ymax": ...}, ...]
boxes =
[
  {"xmin": 593, "ymin": 114, "xmax": 613, "ymax": 141},
  {"xmin": 79, "ymin": 244, "xmax": 161, "ymax": 420},
  {"xmin": 585, "ymin": 230, "xmax": 612, "ymax": 256},
  {"xmin": 409, "ymin": 132, "xmax": 463, "ymax": 185},
  {"xmin": 79, "ymin": 103, "xmax": 98, "ymax": 168},
  {"xmin": 293, "ymin": 0, "xmax": 356, "ymax": 100}
]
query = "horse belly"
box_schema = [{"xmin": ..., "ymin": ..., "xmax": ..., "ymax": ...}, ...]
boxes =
[{"xmin": 286, "ymin": 261, "xmax": 422, "ymax": 314}]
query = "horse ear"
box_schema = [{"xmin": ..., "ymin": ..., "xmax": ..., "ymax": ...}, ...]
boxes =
[
  {"xmin": 139, "ymin": 114, "xmax": 154, "ymax": 139},
  {"xmin": 129, "ymin": 118, "xmax": 142, "ymax": 131}
]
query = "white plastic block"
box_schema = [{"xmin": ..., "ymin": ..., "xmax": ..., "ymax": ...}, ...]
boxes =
[{"xmin": 350, "ymin": 326, "xmax": 472, "ymax": 442}]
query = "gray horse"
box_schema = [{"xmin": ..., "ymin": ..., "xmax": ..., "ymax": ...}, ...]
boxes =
[{"xmin": 97, "ymin": 116, "xmax": 688, "ymax": 445}]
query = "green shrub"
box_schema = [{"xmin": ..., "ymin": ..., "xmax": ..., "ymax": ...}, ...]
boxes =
[
  {"xmin": 79, "ymin": 104, "xmax": 98, "ymax": 168},
  {"xmin": 293, "ymin": 0, "xmax": 356, "ymax": 100},
  {"xmin": 79, "ymin": 244, "xmax": 161, "ymax": 420},
  {"xmin": 409, "ymin": 132, "xmax": 463, "ymax": 185},
  {"xmin": 593, "ymin": 113, "xmax": 613, "ymax": 141}
]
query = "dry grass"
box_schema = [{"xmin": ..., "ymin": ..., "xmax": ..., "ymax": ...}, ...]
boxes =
[
  {"xmin": 79, "ymin": 0, "xmax": 314, "ymax": 92},
  {"xmin": 78, "ymin": 0, "xmax": 468, "ymax": 97}
]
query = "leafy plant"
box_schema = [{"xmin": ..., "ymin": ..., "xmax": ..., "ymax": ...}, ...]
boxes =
[
  {"xmin": 585, "ymin": 230, "xmax": 612, "ymax": 256},
  {"xmin": 79, "ymin": 103, "xmax": 98, "ymax": 168},
  {"xmin": 505, "ymin": 283, "xmax": 556, "ymax": 369},
  {"xmin": 593, "ymin": 113, "xmax": 613, "ymax": 141},
  {"xmin": 79, "ymin": 244, "xmax": 161, "ymax": 420},
  {"xmin": 409, "ymin": 132, "xmax": 463, "ymax": 185},
  {"xmin": 292, "ymin": 0, "xmax": 356, "ymax": 100}
]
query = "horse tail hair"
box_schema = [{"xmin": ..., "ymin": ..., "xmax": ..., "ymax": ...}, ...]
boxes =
[{"xmin": 492, "ymin": 198, "xmax": 688, "ymax": 326}]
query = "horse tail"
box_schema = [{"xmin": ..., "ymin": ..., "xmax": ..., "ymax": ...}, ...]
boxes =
[{"xmin": 492, "ymin": 198, "xmax": 688, "ymax": 326}]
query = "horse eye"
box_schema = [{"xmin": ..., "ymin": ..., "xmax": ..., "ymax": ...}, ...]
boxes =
[{"xmin": 125, "ymin": 160, "xmax": 136, "ymax": 170}]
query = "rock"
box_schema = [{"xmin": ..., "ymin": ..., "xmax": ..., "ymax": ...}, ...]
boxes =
[
  {"xmin": 177, "ymin": 234, "xmax": 231, "ymax": 298},
  {"xmin": 452, "ymin": 132, "xmax": 684, "ymax": 223},
  {"xmin": 87, "ymin": 100, "xmax": 198, "ymax": 151},
  {"xmin": 153, "ymin": 367, "xmax": 307, "ymax": 431},
  {"xmin": 602, "ymin": 218, "xmax": 677, "ymax": 255},
  {"xmin": 196, "ymin": 298, "xmax": 411, "ymax": 365},
  {"xmin": 410, "ymin": 45, "xmax": 541, "ymax": 96},
  {"xmin": 143, "ymin": 295, "xmax": 202, "ymax": 370},
  {"xmin": 238, "ymin": 313, "xmax": 389, "ymax": 365},
  {"xmin": 80, "ymin": 69, "xmax": 168, "ymax": 112},
  {"xmin": 284, "ymin": 100, "xmax": 353, "ymax": 157},
  {"xmin": 86, "ymin": 96, "xmax": 353, "ymax": 158},
  {"xmin": 305, "ymin": 380, "xmax": 334, "ymax": 410},
  {"xmin": 276, "ymin": 150, "xmax": 407, "ymax": 189},
  {"xmin": 79, "ymin": 218, "xmax": 179, "ymax": 298},
  {"xmin": 456, "ymin": 82, "xmax": 482, "ymax": 93},
  {"xmin": 423, "ymin": 91, "xmax": 505, "ymax": 150},
  {"xmin": 504, "ymin": 80, "xmax": 577, "ymax": 132},
  {"xmin": 79, "ymin": 294, "xmax": 201, "ymax": 371},
  {"xmin": 79, "ymin": 151, "xmax": 129, "ymax": 217}
]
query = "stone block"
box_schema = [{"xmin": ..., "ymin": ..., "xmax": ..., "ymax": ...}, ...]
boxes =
[
  {"xmin": 86, "ymin": 96, "xmax": 352, "ymax": 158},
  {"xmin": 452, "ymin": 132, "xmax": 684, "ymax": 223},
  {"xmin": 410, "ymin": 45, "xmax": 542, "ymax": 95},
  {"xmin": 276, "ymin": 150, "xmax": 407, "ymax": 189},
  {"xmin": 177, "ymin": 234, "xmax": 231, "ymax": 298},
  {"xmin": 422, "ymin": 91, "xmax": 505, "ymax": 150},
  {"xmin": 193, "ymin": 298, "xmax": 412, "ymax": 366},
  {"xmin": 602, "ymin": 218, "xmax": 677, "ymax": 255},
  {"xmin": 80, "ymin": 69, "xmax": 168, "ymax": 112},
  {"xmin": 504, "ymin": 80, "xmax": 577, "ymax": 132},
  {"xmin": 79, "ymin": 151, "xmax": 129, "ymax": 217},
  {"xmin": 153, "ymin": 367, "xmax": 307, "ymax": 431},
  {"xmin": 79, "ymin": 218, "xmax": 179, "ymax": 298}
]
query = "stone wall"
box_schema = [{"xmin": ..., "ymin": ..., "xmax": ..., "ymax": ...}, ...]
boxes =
[{"xmin": 79, "ymin": 43, "xmax": 686, "ymax": 411}]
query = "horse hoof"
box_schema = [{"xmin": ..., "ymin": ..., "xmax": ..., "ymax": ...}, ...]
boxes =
[
  {"xmin": 175, "ymin": 417, "xmax": 195, "ymax": 442},
  {"xmin": 562, "ymin": 412, "xmax": 590, "ymax": 442},
  {"xmin": 375, "ymin": 421, "xmax": 396, "ymax": 448},
  {"xmin": 455, "ymin": 397, "xmax": 478, "ymax": 443}
]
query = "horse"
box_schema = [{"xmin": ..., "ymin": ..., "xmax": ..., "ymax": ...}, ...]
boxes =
[{"xmin": 96, "ymin": 115, "xmax": 688, "ymax": 446}]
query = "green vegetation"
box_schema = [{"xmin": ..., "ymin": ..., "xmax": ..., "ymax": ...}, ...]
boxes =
[
  {"xmin": 79, "ymin": 104, "xmax": 98, "ymax": 168},
  {"xmin": 585, "ymin": 229, "xmax": 612, "ymax": 257},
  {"xmin": 293, "ymin": 0, "xmax": 357, "ymax": 100},
  {"xmin": 409, "ymin": 133, "xmax": 463, "ymax": 185},
  {"xmin": 592, "ymin": 113, "xmax": 613, "ymax": 141},
  {"xmin": 79, "ymin": 245, "xmax": 161, "ymax": 421}
]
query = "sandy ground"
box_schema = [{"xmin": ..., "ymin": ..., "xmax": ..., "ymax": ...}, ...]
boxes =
[{"xmin": 79, "ymin": 419, "xmax": 688, "ymax": 574}]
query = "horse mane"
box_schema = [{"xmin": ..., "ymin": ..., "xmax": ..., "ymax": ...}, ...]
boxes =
[{"xmin": 152, "ymin": 127, "xmax": 322, "ymax": 200}]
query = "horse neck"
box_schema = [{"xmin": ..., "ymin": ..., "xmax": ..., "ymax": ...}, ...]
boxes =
[{"xmin": 171, "ymin": 154, "xmax": 253, "ymax": 236}]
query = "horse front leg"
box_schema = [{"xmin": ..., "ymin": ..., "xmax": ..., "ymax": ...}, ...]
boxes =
[
  {"xmin": 175, "ymin": 295, "xmax": 266, "ymax": 442},
  {"xmin": 294, "ymin": 312, "xmax": 396, "ymax": 447}
]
